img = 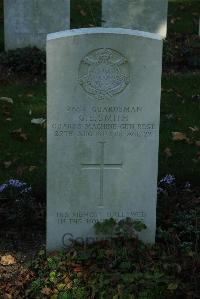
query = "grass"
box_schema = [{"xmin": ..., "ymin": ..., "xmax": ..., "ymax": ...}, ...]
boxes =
[
  {"xmin": 1, "ymin": 197, "xmax": 200, "ymax": 298},
  {"xmin": 159, "ymin": 73, "xmax": 200, "ymax": 185},
  {"xmin": 0, "ymin": 84, "xmax": 46, "ymax": 197},
  {"xmin": 168, "ymin": 0, "xmax": 200, "ymax": 35}
]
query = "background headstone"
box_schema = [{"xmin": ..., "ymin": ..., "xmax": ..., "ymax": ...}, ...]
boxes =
[
  {"xmin": 47, "ymin": 28, "xmax": 162, "ymax": 251},
  {"xmin": 102, "ymin": 0, "xmax": 168, "ymax": 38},
  {"xmin": 4, "ymin": 0, "xmax": 70, "ymax": 50}
]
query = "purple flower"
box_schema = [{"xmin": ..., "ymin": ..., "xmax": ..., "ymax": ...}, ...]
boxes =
[
  {"xmin": 8, "ymin": 179, "xmax": 26, "ymax": 188},
  {"xmin": 0, "ymin": 184, "xmax": 8, "ymax": 193},
  {"xmin": 0, "ymin": 179, "xmax": 32, "ymax": 195},
  {"xmin": 160, "ymin": 174, "xmax": 176, "ymax": 185},
  {"xmin": 21, "ymin": 187, "xmax": 32, "ymax": 194},
  {"xmin": 157, "ymin": 187, "xmax": 164, "ymax": 195}
]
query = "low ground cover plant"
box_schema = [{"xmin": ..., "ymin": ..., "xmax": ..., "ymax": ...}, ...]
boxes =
[{"xmin": 0, "ymin": 176, "xmax": 199, "ymax": 298}]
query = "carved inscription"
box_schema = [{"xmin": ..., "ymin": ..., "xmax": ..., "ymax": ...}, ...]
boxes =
[
  {"xmin": 51, "ymin": 105, "xmax": 156, "ymax": 138},
  {"xmin": 57, "ymin": 210, "xmax": 145, "ymax": 224},
  {"xmin": 79, "ymin": 48, "xmax": 130, "ymax": 100}
]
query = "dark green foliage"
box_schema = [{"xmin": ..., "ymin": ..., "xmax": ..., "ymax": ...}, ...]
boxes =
[
  {"xmin": 163, "ymin": 35, "xmax": 200, "ymax": 72},
  {"xmin": 0, "ymin": 180, "xmax": 44, "ymax": 229},
  {"xmin": 26, "ymin": 211, "xmax": 199, "ymax": 298},
  {"xmin": 0, "ymin": 47, "xmax": 46, "ymax": 79},
  {"xmin": 70, "ymin": 0, "xmax": 101, "ymax": 29},
  {"xmin": 157, "ymin": 182, "xmax": 200, "ymax": 252},
  {"xmin": 168, "ymin": 0, "xmax": 200, "ymax": 35},
  {"xmin": 94, "ymin": 217, "xmax": 147, "ymax": 238},
  {"xmin": 22, "ymin": 186, "xmax": 200, "ymax": 299},
  {"xmin": 185, "ymin": 37, "xmax": 200, "ymax": 68},
  {"xmin": 159, "ymin": 74, "xmax": 200, "ymax": 186},
  {"xmin": 1, "ymin": 184, "xmax": 199, "ymax": 298}
]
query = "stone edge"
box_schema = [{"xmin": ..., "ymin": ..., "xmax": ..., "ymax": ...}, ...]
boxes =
[{"xmin": 47, "ymin": 27, "xmax": 162, "ymax": 42}]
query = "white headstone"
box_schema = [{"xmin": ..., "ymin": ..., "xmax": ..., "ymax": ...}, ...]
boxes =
[
  {"xmin": 4, "ymin": 0, "xmax": 70, "ymax": 50},
  {"xmin": 102, "ymin": 0, "xmax": 168, "ymax": 38},
  {"xmin": 47, "ymin": 28, "xmax": 163, "ymax": 251}
]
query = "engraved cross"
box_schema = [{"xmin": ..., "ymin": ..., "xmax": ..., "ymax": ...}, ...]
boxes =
[{"xmin": 81, "ymin": 142, "xmax": 122, "ymax": 207}]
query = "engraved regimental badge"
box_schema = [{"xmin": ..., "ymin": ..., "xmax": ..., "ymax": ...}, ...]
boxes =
[{"xmin": 79, "ymin": 48, "xmax": 130, "ymax": 100}]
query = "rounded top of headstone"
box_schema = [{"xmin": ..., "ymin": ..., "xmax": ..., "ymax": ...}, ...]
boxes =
[{"xmin": 47, "ymin": 27, "xmax": 162, "ymax": 42}]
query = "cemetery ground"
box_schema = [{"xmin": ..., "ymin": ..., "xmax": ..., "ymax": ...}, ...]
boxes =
[{"xmin": 0, "ymin": 0, "xmax": 200, "ymax": 298}]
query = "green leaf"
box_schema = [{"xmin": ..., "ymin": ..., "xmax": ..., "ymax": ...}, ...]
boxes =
[
  {"xmin": 167, "ymin": 282, "xmax": 178, "ymax": 290},
  {"xmin": 38, "ymin": 249, "xmax": 45, "ymax": 256},
  {"xmin": 57, "ymin": 292, "xmax": 71, "ymax": 299},
  {"xmin": 57, "ymin": 283, "xmax": 66, "ymax": 291},
  {"xmin": 49, "ymin": 271, "xmax": 57, "ymax": 283},
  {"xmin": 133, "ymin": 221, "xmax": 147, "ymax": 232}
]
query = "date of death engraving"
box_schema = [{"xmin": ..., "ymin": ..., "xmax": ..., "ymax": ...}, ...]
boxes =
[
  {"xmin": 50, "ymin": 104, "xmax": 156, "ymax": 138},
  {"xmin": 56, "ymin": 210, "xmax": 146, "ymax": 224},
  {"xmin": 52, "ymin": 123, "xmax": 156, "ymax": 138}
]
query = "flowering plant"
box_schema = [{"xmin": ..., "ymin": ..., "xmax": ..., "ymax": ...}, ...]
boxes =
[
  {"xmin": 157, "ymin": 174, "xmax": 176, "ymax": 196},
  {"xmin": 0, "ymin": 179, "xmax": 35, "ymax": 227},
  {"xmin": 159, "ymin": 174, "xmax": 176, "ymax": 186},
  {"xmin": 0, "ymin": 179, "xmax": 32, "ymax": 199},
  {"xmin": 157, "ymin": 174, "xmax": 191, "ymax": 197}
]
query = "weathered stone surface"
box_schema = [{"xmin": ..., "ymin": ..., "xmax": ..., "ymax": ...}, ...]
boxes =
[
  {"xmin": 47, "ymin": 28, "xmax": 162, "ymax": 251},
  {"xmin": 102, "ymin": 0, "xmax": 168, "ymax": 38},
  {"xmin": 4, "ymin": 0, "xmax": 70, "ymax": 50}
]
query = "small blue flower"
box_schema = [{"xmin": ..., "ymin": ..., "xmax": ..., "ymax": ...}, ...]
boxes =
[
  {"xmin": 0, "ymin": 184, "xmax": 8, "ymax": 193},
  {"xmin": 160, "ymin": 174, "xmax": 176, "ymax": 185},
  {"xmin": 21, "ymin": 187, "xmax": 32, "ymax": 194},
  {"xmin": 157, "ymin": 187, "xmax": 164, "ymax": 195},
  {"xmin": 8, "ymin": 179, "xmax": 26, "ymax": 188}
]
